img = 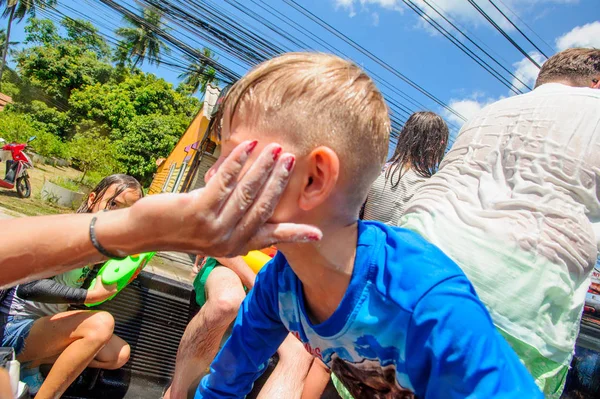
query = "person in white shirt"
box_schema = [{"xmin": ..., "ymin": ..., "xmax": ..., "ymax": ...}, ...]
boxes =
[{"xmin": 399, "ymin": 47, "xmax": 600, "ymax": 398}]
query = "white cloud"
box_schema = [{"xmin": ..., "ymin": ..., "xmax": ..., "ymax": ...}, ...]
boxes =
[
  {"xmin": 372, "ymin": 12, "xmax": 380, "ymax": 26},
  {"xmin": 443, "ymin": 94, "xmax": 497, "ymax": 128},
  {"xmin": 334, "ymin": 0, "xmax": 578, "ymax": 33},
  {"xmin": 556, "ymin": 21, "xmax": 600, "ymax": 50},
  {"xmin": 333, "ymin": 0, "xmax": 403, "ymax": 17},
  {"xmin": 333, "ymin": 0, "xmax": 357, "ymax": 17},
  {"xmin": 511, "ymin": 52, "xmax": 545, "ymax": 91}
]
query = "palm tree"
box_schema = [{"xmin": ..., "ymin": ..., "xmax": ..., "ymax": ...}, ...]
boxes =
[
  {"xmin": 0, "ymin": 0, "xmax": 56, "ymax": 89},
  {"xmin": 115, "ymin": 5, "xmax": 170, "ymax": 70},
  {"xmin": 0, "ymin": 28, "xmax": 6, "ymax": 50},
  {"xmin": 179, "ymin": 48, "xmax": 219, "ymax": 97}
]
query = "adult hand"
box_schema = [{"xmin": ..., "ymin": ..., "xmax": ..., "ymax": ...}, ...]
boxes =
[
  {"xmin": 99, "ymin": 140, "xmax": 322, "ymax": 258},
  {"xmin": 85, "ymin": 279, "xmax": 118, "ymax": 304}
]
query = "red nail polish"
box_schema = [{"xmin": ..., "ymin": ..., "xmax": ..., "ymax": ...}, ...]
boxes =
[
  {"xmin": 284, "ymin": 156, "xmax": 295, "ymax": 171},
  {"xmin": 272, "ymin": 147, "xmax": 282, "ymax": 160},
  {"xmin": 306, "ymin": 233, "xmax": 321, "ymax": 241},
  {"xmin": 246, "ymin": 140, "xmax": 258, "ymax": 153}
]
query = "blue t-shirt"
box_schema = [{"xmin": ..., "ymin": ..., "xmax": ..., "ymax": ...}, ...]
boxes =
[{"xmin": 196, "ymin": 221, "xmax": 542, "ymax": 399}]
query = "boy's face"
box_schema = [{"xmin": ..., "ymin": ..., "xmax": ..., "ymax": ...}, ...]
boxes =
[{"xmin": 204, "ymin": 117, "xmax": 307, "ymax": 224}]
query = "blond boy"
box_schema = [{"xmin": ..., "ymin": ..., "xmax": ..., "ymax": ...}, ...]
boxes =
[{"xmin": 195, "ymin": 53, "xmax": 542, "ymax": 398}]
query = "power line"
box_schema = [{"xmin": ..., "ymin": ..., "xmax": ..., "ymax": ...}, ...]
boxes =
[
  {"xmin": 100, "ymin": 0, "xmax": 241, "ymax": 82},
  {"xmin": 467, "ymin": 0, "xmax": 541, "ymax": 69},
  {"xmin": 487, "ymin": 0, "xmax": 549, "ymax": 59},
  {"xmin": 415, "ymin": 0, "xmax": 532, "ymax": 91},
  {"xmin": 281, "ymin": 0, "xmax": 467, "ymax": 122},
  {"xmin": 401, "ymin": 0, "xmax": 526, "ymax": 94},
  {"xmin": 495, "ymin": 0, "xmax": 555, "ymax": 55}
]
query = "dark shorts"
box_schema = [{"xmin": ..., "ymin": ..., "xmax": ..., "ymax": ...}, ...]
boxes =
[{"xmin": 0, "ymin": 314, "xmax": 35, "ymax": 356}]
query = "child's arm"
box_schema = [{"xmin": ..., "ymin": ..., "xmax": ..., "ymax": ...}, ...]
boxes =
[
  {"xmin": 195, "ymin": 264, "xmax": 288, "ymax": 398},
  {"xmin": 17, "ymin": 277, "xmax": 117, "ymax": 305},
  {"xmin": 405, "ymin": 276, "xmax": 543, "ymax": 399}
]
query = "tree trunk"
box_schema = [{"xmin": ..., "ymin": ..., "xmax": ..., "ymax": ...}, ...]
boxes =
[
  {"xmin": 79, "ymin": 169, "xmax": 88, "ymax": 184},
  {"xmin": 0, "ymin": 7, "xmax": 16, "ymax": 91},
  {"xmin": 131, "ymin": 56, "xmax": 141, "ymax": 72}
]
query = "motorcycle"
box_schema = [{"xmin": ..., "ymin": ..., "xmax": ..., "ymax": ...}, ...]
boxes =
[{"xmin": 0, "ymin": 136, "xmax": 36, "ymax": 198}]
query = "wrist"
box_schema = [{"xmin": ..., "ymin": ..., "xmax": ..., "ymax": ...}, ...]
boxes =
[{"xmin": 92, "ymin": 209, "xmax": 146, "ymax": 257}]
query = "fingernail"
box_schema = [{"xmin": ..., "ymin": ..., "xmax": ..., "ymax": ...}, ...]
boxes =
[
  {"xmin": 272, "ymin": 146, "xmax": 282, "ymax": 160},
  {"xmin": 300, "ymin": 233, "xmax": 321, "ymax": 242},
  {"xmin": 284, "ymin": 156, "xmax": 295, "ymax": 172},
  {"xmin": 246, "ymin": 140, "xmax": 258, "ymax": 154}
]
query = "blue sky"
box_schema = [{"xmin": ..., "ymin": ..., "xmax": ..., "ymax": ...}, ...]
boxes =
[{"xmin": 2, "ymin": 0, "xmax": 599, "ymax": 141}]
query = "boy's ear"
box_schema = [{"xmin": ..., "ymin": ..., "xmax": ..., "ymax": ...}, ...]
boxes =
[{"xmin": 298, "ymin": 147, "xmax": 339, "ymax": 211}]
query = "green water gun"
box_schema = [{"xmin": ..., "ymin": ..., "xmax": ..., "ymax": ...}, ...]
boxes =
[{"xmin": 85, "ymin": 252, "xmax": 156, "ymax": 307}]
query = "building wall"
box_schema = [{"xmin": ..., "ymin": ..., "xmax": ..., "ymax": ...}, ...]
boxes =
[
  {"xmin": 148, "ymin": 109, "xmax": 210, "ymax": 195},
  {"xmin": 189, "ymin": 145, "xmax": 221, "ymax": 191}
]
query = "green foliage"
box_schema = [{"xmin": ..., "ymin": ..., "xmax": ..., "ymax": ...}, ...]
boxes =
[
  {"xmin": 115, "ymin": 6, "xmax": 170, "ymax": 69},
  {"xmin": 115, "ymin": 114, "xmax": 189, "ymax": 185},
  {"xmin": 0, "ymin": 111, "xmax": 37, "ymax": 143},
  {"xmin": 80, "ymin": 170, "xmax": 104, "ymax": 189},
  {"xmin": 33, "ymin": 129, "xmax": 69, "ymax": 158},
  {"xmin": 179, "ymin": 48, "xmax": 219, "ymax": 96},
  {"xmin": 69, "ymin": 131, "xmax": 123, "ymax": 180},
  {"xmin": 61, "ymin": 18, "xmax": 111, "ymax": 59},
  {"xmin": 3, "ymin": 16, "xmax": 200, "ymax": 186},
  {"xmin": 11, "ymin": 100, "xmax": 71, "ymax": 137},
  {"xmin": 14, "ymin": 36, "xmax": 113, "ymax": 104},
  {"xmin": 69, "ymin": 73, "xmax": 199, "ymax": 129},
  {"xmin": 49, "ymin": 176, "xmax": 81, "ymax": 192},
  {"xmin": 1, "ymin": 0, "xmax": 57, "ymax": 23},
  {"xmin": 68, "ymin": 73, "xmax": 199, "ymax": 183},
  {"xmin": 0, "ymin": 79, "xmax": 18, "ymax": 97},
  {"xmin": 0, "ymin": 111, "xmax": 68, "ymax": 158},
  {"xmin": 0, "ymin": 66, "xmax": 20, "ymax": 97},
  {"xmin": 0, "ymin": 1, "xmax": 57, "ymax": 90},
  {"xmin": 23, "ymin": 16, "xmax": 59, "ymax": 45}
]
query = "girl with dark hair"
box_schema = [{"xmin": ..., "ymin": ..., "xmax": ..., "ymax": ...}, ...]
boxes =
[
  {"xmin": 0, "ymin": 174, "xmax": 143, "ymax": 398},
  {"xmin": 362, "ymin": 111, "xmax": 449, "ymax": 225}
]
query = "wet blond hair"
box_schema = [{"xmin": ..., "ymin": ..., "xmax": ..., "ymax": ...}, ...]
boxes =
[{"xmin": 215, "ymin": 52, "xmax": 390, "ymax": 210}]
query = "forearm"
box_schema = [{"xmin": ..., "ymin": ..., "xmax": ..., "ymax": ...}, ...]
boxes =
[
  {"xmin": 16, "ymin": 279, "xmax": 87, "ymax": 304},
  {"xmin": 215, "ymin": 257, "xmax": 256, "ymax": 289},
  {"xmin": 0, "ymin": 210, "xmax": 140, "ymax": 287}
]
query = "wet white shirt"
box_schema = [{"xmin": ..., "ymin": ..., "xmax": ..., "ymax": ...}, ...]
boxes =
[{"xmin": 400, "ymin": 83, "xmax": 600, "ymax": 379}]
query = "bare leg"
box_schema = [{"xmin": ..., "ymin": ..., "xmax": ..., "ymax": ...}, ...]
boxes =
[
  {"xmin": 257, "ymin": 334, "xmax": 314, "ymax": 399},
  {"xmin": 166, "ymin": 267, "xmax": 246, "ymax": 399},
  {"xmin": 0, "ymin": 368, "xmax": 13, "ymax": 399},
  {"xmin": 301, "ymin": 358, "xmax": 333, "ymax": 399},
  {"xmin": 18, "ymin": 310, "xmax": 129, "ymax": 399}
]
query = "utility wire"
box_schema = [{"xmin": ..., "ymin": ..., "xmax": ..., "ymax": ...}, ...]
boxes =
[
  {"xmin": 402, "ymin": 0, "xmax": 525, "ymax": 94},
  {"xmin": 282, "ymin": 0, "xmax": 467, "ymax": 122},
  {"xmin": 412, "ymin": 0, "xmax": 532, "ymax": 92},
  {"xmin": 467, "ymin": 0, "xmax": 541, "ymax": 69},
  {"xmin": 487, "ymin": 0, "xmax": 549, "ymax": 59},
  {"xmin": 100, "ymin": 0, "xmax": 241, "ymax": 82},
  {"xmin": 496, "ymin": 0, "xmax": 555, "ymax": 55}
]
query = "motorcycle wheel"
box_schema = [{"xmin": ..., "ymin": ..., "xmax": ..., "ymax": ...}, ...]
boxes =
[{"xmin": 16, "ymin": 177, "xmax": 31, "ymax": 198}]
